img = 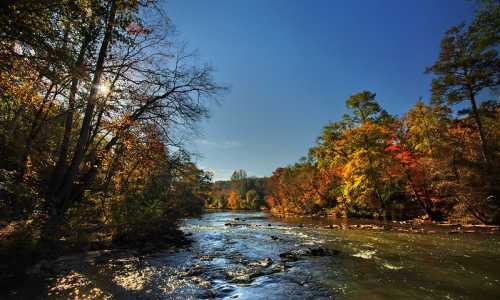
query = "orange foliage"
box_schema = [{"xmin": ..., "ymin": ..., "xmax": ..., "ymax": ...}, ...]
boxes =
[{"xmin": 227, "ymin": 190, "xmax": 240, "ymax": 210}]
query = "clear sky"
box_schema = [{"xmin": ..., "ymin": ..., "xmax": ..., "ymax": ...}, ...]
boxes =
[{"xmin": 165, "ymin": 0, "xmax": 476, "ymax": 181}]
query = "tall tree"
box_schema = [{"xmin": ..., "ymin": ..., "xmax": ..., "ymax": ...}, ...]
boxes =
[
  {"xmin": 426, "ymin": 1, "xmax": 499, "ymax": 164},
  {"xmin": 0, "ymin": 0, "xmax": 224, "ymax": 244},
  {"xmin": 230, "ymin": 169, "xmax": 248, "ymax": 198}
]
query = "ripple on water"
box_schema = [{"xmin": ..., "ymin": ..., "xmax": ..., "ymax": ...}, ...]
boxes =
[
  {"xmin": 352, "ymin": 249, "xmax": 377, "ymax": 259},
  {"xmin": 382, "ymin": 262, "xmax": 404, "ymax": 270},
  {"xmin": 303, "ymin": 240, "xmax": 325, "ymax": 246}
]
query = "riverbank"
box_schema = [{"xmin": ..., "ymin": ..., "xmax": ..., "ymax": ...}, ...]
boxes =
[
  {"xmin": 0, "ymin": 223, "xmax": 193, "ymax": 298},
  {"xmin": 211, "ymin": 208, "xmax": 500, "ymax": 234},
  {"xmin": 268, "ymin": 215, "xmax": 500, "ymax": 235}
]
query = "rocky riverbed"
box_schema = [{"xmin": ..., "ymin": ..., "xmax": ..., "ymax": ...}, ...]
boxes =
[{"xmin": 6, "ymin": 211, "xmax": 500, "ymax": 299}]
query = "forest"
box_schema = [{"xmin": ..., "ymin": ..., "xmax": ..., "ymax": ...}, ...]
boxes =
[
  {"xmin": 0, "ymin": 0, "xmax": 223, "ymax": 279},
  {"xmin": 208, "ymin": 1, "xmax": 500, "ymax": 225},
  {"xmin": 206, "ymin": 170, "xmax": 269, "ymax": 210},
  {"xmin": 0, "ymin": 0, "xmax": 499, "ymax": 296}
]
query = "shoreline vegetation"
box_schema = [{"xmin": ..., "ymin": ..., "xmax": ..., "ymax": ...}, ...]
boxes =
[
  {"xmin": 208, "ymin": 208, "xmax": 500, "ymax": 234},
  {"xmin": 0, "ymin": 0, "xmax": 220, "ymax": 286},
  {"xmin": 0, "ymin": 0, "xmax": 498, "ymax": 296},
  {"xmin": 206, "ymin": 1, "xmax": 499, "ymax": 225}
]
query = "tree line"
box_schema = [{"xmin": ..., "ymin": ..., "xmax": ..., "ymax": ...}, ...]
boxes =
[
  {"xmin": 206, "ymin": 169, "xmax": 269, "ymax": 210},
  {"xmin": 0, "ymin": 0, "xmax": 223, "ymax": 277},
  {"xmin": 207, "ymin": 2, "xmax": 499, "ymax": 224},
  {"xmin": 265, "ymin": 2, "xmax": 499, "ymax": 224}
]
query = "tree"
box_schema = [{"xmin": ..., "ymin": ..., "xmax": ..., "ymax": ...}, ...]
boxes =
[
  {"xmin": 227, "ymin": 190, "xmax": 240, "ymax": 210},
  {"xmin": 385, "ymin": 103, "xmax": 452, "ymax": 221},
  {"xmin": 38, "ymin": 1, "xmax": 223, "ymax": 239},
  {"xmin": 426, "ymin": 2, "xmax": 500, "ymax": 165},
  {"xmin": 230, "ymin": 169, "xmax": 248, "ymax": 198},
  {"xmin": 245, "ymin": 189, "xmax": 259, "ymax": 209},
  {"xmin": 0, "ymin": 0, "xmax": 225, "ymax": 253},
  {"xmin": 345, "ymin": 90, "xmax": 382, "ymax": 124},
  {"xmin": 344, "ymin": 92, "xmax": 399, "ymax": 218}
]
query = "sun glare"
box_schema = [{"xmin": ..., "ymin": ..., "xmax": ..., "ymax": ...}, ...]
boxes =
[{"xmin": 97, "ymin": 82, "xmax": 110, "ymax": 96}]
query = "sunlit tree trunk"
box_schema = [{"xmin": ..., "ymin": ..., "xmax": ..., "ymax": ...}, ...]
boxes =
[
  {"xmin": 45, "ymin": 0, "xmax": 118, "ymax": 239},
  {"xmin": 50, "ymin": 33, "xmax": 92, "ymax": 194}
]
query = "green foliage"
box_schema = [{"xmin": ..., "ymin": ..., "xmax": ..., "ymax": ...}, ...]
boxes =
[
  {"xmin": 245, "ymin": 190, "xmax": 259, "ymax": 209},
  {"xmin": 426, "ymin": 1, "xmax": 499, "ymax": 166},
  {"xmin": 345, "ymin": 90, "xmax": 382, "ymax": 123},
  {"xmin": 426, "ymin": 23, "xmax": 499, "ymax": 106},
  {"xmin": 231, "ymin": 169, "xmax": 249, "ymax": 198},
  {"xmin": 206, "ymin": 172, "xmax": 269, "ymax": 210}
]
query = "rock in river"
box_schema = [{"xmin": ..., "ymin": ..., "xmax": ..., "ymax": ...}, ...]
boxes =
[
  {"xmin": 304, "ymin": 247, "xmax": 340, "ymax": 256},
  {"xmin": 279, "ymin": 251, "xmax": 299, "ymax": 262},
  {"xmin": 280, "ymin": 247, "xmax": 339, "ymax": 262}
]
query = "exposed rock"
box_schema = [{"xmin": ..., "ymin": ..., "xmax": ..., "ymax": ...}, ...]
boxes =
[
  {"xmin": 257, "ymin": 257, "xmax": 273, "ymax": 267},
  {"xmin": 224, "ymin": 222, "xmax": 250, "ymax": 227},
  {"xmin": 355, "ymin": 224, "xmax": 386, "ymax": 230},
  {"xmin": 243, "ymin": 257, "xmax": 273, "ymax": 271},
  {"xmin": 181, "ymin": 264, "xmax": 203, "ymax": 277},
  {"xmin": 226, "ymin": 270, "xmax": 253, "ymax": 283},
  {"xmin": 191, "ymin": 276, "xmax": 212, "ymax": 289},
  {"xmin": 258, "ymin": 263, "xmax": 283, "ymax": 276},
  {"xmin": 324, "ymin": 224, "xmax": 341, "ymax": 229},
  {"xmin": 279, "ymin": 247, "xmax": 339, "ymax": 262},
  {"xmin": 304, "ymin": 247, "xmax": 340, "ymax": 257},
  {"xmin": 279, "ymin": 251, "xmax": 299, "ymax": 262}
]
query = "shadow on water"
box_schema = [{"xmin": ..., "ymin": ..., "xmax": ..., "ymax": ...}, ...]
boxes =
[{"xmin": 6, "ymin": 211, "xmax": 500, "ymax": 299}]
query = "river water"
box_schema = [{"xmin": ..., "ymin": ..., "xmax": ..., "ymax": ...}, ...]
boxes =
[{"xmin": 13, "ymin": 211, "xmax": 500, "ymax": 299}]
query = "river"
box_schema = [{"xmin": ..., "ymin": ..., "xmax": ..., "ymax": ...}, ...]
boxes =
[{"xmin": 11, "ymin": 211, "xmax": 500, "ymax": 299}]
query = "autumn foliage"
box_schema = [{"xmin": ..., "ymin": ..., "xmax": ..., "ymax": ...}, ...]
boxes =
[
  {"xmin": 0, "ymin": 0, "xmax": 222, "ymax": 274},
  {"xmin": 264, "ymin": 3, "xmax": 500, "ymax": 223},
  {"xmin": 266, "ymin": 93, "xmax": 499, "ymax": 223},
  {"xmin": 206, "ymin": 170, "xmax": 268, "ymax": 210}
]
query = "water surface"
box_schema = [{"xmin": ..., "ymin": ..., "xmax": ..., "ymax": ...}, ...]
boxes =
[{"xmin": 14, "ymin": 211, "xmax": 500, "ymax": 299}]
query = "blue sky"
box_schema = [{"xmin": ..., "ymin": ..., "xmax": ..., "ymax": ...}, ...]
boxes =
[{"xmin": 165, "ymin": 0, "xmax": 476, "ymax": 180}]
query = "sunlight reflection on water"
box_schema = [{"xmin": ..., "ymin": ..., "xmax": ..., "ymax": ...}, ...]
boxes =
[{"xmin": 35, "ymin": 211, "xmax": 500, "ymax": 299}]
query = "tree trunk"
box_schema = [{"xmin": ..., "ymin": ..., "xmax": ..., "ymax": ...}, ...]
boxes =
[
  {"xmin": 56, "ymin": 0, "xmax": 117, "ymax": 202},
  {"xmin": 468, "ymin": 89, "xmax": 489, "ymax": 165},
  {"xmin": 44, "ymin": 0, "xmax": 118, "ymax": 239},
  {"xmin": 50, "ymin": 34, "xmax": 92, "ymax": 194}
]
